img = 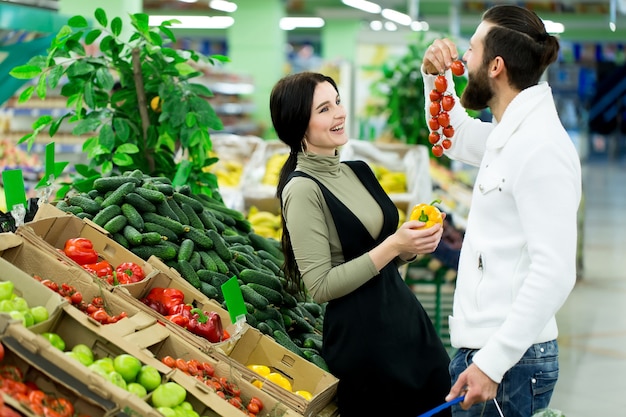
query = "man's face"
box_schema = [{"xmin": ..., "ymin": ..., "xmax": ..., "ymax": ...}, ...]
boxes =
[{"xmin": 460, "ymin": 21, "xmax": 495, "ymax": 111}]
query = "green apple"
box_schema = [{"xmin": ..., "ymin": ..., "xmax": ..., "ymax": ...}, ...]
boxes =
[
  {"xmin": 22, "ymin": 311, "xmax": 34, "ymax": 327},
  {"xmin": 8, "ymin": 310, "xmax": 25, "ymax": 326},
  {"xmin": 41, "ymin": 332, "xmax": 66, "ymax": 351},
  {"xmin": 106, "ymin": 370, "xmax": 127, "ymax": 390},
  {"xmin": 11, "ymin": 297, "xmax": 29, "ymax": 312},
  {"xmin": 126, "ymin": 382, "xmax": 147, "ymax": 398},
  {"xmin": 151, "ymin": 382, "xmax": 186, "ymax": 408},
  {"xmin": 67, "ymin": 351, "xmax": 93, "ymax": 366},
  {"xmin": 88, "ymin": 362, "xmax": 111, "ymax": 378},
  {"xmin": 113, "ymin": 353, "xmax": 142, "ymax": 383},
  {"xmin": 30, "ymin": 306, "xmax": 49, "ymax": 324},
  {"xmin": 173, "ymin": 403, "xmax": 198, "ymax": 417},
  {"xmin": 72, "ymin": 344, "xmax": 94, "ymax": 364},
  {"xmin": 0, "ymin": 281, "xmax": 14, "ymax": 301},
  {"xmin": 0, "ymin": 300, "xmax": 16, "ymax": 312},
  {"xmin": 156, "ymin": 407, "xmax": 177, "ymax": 417},
  {"xmin": 93, "ymin": 357, "xmax": 115, "ymax": 371},
  {"xmin": 137, "ymin": 364, "xmax": 161, "ymax": 392}
]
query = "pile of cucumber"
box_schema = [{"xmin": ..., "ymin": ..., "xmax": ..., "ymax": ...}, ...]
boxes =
[{"xmin": 55, "ymin": 169, "xmax": 329, "ymax": 372}]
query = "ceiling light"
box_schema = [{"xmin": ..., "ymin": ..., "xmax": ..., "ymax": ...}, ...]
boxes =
[
  {"xmin": 411, "ymin": 21, "xmax": 429, "ymax": 31},
  {"xmin": 342, "ymin": 0, "xmax": 382, "ymax": 14},
  {"xmin": 148, "ymin": 15, "xmax": 234, "ymax": 29},
  {"xmin": 370, "ymin": 20, "xmax": 383, "ymax": 31},
  {"xmin": 209, "ymin": 0, "xmax": 237, "ymax": 13},
  {"xmin": 381, "ymin": 9, "xmax": 412, "ymax": 26},
  {"xmin": 384, "ymin": 21, "xmax": 398, "ymax": 31},
  {"xmin": 279, "ymin": 17, "xmax": 325, "ymax": 30},
  {"xmin": 542, "ymin": 19, "xmax": 564, "ymax": 34},
  {"xmin": 178, "ymin": 0, "xmax": 198, "ymax": 3}
]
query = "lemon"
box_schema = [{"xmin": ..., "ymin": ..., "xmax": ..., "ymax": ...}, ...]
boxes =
[
  {"xmin": 150, "ymin": 96, "xmax": 162, "ymax": 112},
  {"xmin": 252, "ymin": 379, "xmax": 263, "ymax": 389},
  {"xmin": 295, "ymin": 390, "xmax": 313, "ymax": 401},
  {"xmin": 266, "ymin": 372, "xmax": 292, "ymax": 392},
  {"xmin": 247, "ymin": 364, "xmax": 271, "ymax": 377}
]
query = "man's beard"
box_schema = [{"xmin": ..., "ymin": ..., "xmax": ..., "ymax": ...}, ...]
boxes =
[{"xmin": 460, "ymin": 63, "xmax": 494, "ymax": 111}]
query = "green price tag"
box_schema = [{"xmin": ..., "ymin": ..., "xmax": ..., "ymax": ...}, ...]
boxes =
[
  {"xmin": 2, "ymin": 169, "xmax": 27, "ymax": 212},
  {"xmin": 220, "ymin": 276, "xmax": 247, "ymax": 324},
  {"xmin": 36, "ymin": 142, "xmax": 69, "ymax": 189}
]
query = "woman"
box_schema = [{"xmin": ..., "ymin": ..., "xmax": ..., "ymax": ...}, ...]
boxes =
[{"xmin": 271, "ymin": 71, "xmax": 452, "ymax": 417}]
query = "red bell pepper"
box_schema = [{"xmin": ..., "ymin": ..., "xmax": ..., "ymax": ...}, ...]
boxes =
[
  {"xmin": 189, "ymin": 308, "xmax": 224, "ymax": 343},
  {"xmin": 165, "ymin": 303, "xmax": 192, "ymax": 328},
  {"xmin": 63, "ymin": 238, "xmax": 98, "ymax": 265},
  {"xmin": 115, "ymin": 262, "xmax": 145, "ymax": 284},
  {"xmin": 82, "ymin": 260, "xmax": 113, "ymax": 278},
  {"xmin": 141, "ymin": 287, "xmax": 185, "ymax": 316}
]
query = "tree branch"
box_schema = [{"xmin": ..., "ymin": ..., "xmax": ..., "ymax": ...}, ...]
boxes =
[{"xmin": 131, "ymin": 47, "xmax": 154, "ymax": 172}]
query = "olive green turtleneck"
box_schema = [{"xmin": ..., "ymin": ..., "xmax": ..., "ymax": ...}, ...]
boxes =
[{"xmin": 282, "ymin": 151, "xmax": 399, "ymax": 303}]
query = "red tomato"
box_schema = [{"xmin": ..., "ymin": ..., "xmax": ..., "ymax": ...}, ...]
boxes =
[
  {"xmin": 70, "ymin": 292, "xmax": 82, "ymax": 305},
  {"xmin": 90, "ymin": 309, "xmax": 109, "ymax": 323},
  {"xmin": 451, "ymin": 60, "xmax": 465, "ymax": 76},
  {"xmin": 429, "ymin": 89, "xmax": 442, "ymax": 102},
  {"xmin": 428, "ymin": 117, "xmax": 440, "ymax": 131},
  {"xmin": 434, "ymin": 75, "xmax": 448, "ymax": 93},
  {"xmin": 429, "ymin": 101, "xmax": 441, "ymax": 117},
  {"xmin": 442, "ymin": 138, "xmax": 452, "ymax": 149},
  {"xmin": 432, "ymin": 144, "xmax": 444, "ymax": 157},
  {"xmin": 0, "ymin": 343, "xmax": 4, "ymax": 362},
  {"xmin": 228, "ymin": 397, "xmax": 243, "ymax": 409},
  {"xmin": 247, "ymin": 402, "xmax": 260, "ymax": 414},
  {"xmin": 437, "ymin": 112, "xmax": 450, "ymax": 128},
  {"xmin": 443, "ymin": 125, "xmax": 455, "ymax": 138},
  {"xmin": 428, "ymin": 131, "xmax": 440, "ymax": 145},
  {"xmin": 175, "ymin": 358, "xmax": 188, "ymax": 373},
  {"xmin": 249, "ymin": 397, "xmax": 264, "ymax": 411},
  {"xmin": 441, "ymin": 95, "xmax": 455, "ymax": 112}
]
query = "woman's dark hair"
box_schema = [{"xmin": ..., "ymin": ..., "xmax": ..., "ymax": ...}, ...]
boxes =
[
  {"xmin": 269, "ymin": 71, "xmax": 338, "ymax": 294},
  {"xmin": 481, "ymin": 5, "xmax": 560, "ymax": 90}
]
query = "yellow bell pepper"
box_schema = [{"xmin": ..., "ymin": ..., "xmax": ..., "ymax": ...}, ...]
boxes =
[{"xmin": 409, "ymin": 199, "xmax": 443, "ymax": 229}]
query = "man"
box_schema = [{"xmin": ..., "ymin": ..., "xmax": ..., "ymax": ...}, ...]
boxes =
[{"xmin": 421, "ymin": 5, "xmax": 582, "ymax": 417}]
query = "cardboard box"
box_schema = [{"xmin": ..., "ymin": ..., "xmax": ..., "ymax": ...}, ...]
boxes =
[
  {"xmin": 18, "ymin": 204, "xmax": 158, "ymax": 295},
  {"xmin": 218, "ymin": 327, "xmax": 339, "ymax": 417}
]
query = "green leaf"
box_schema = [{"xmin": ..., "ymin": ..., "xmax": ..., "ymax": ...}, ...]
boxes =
[
  {"xmin": 9, "ymin": 65, "xmax": 42, "ymax": 79},
  {"xmin": 35, "ymin": 74, "xmax": 48, "ymax": 99},
  {"xmin": 66, "ymin": 61, "xmax": 95, "ymax": 77},
  {"xmin": 74, "ymin": 164, "xmax": 98, "ymax": 178},
  {"xmin": 32, "ymin": 115, "xmax": 53, "ymax": 130},
  {"xmin": 98, "ymin": 124, "xmax": 115, "ymax": 151},
  {"xmin": 84, "ymin": 83, "xmax": 95, "ymax": 108},
  {"xmin": 113, "ymin": 118, "xmax": 130, "ymax": 141},
  {"xmin": 54, "ymin": 25, "xmax": 72, "ymax": 43},
  {"xmin": 26, "ymin": 55, "xmax": 47, "ymax": 67},
  {"xmin": 159, "ymin": 25, "xmax": 176, "ymax": 42},
  {"xmin": 48, "ymin": 65, "xmax": 65, "ymax": 89},
  {"xmin": 189, "ymin": 128, "xmax": 208, "ymax": 148},
  {"xmin": 116, "ymin": 143, "xmax": 139, "ymax": 154},
  {"xmin": 185, "ymin": 113, "xmax": 197, "ymax": 128},
  {"xmin": 209, "ymin": 54, "xmax": 230, "ymax": 63},
  {"xmin": 174, "ymin": 62, "xmax": 197, "ymax": 77},
  {"xmin": 49, "ymin": 113, "xmax": 70, "ymax": 137},
  {"xmin": 94, "ymin": 8, "xmax": 107, "ymax": 27},
  {"xmin": 95, "ymin": 67, "xmax": 115, "ymax": 90},
  {"xmin": 111, "ymin": 17, "xmax": 122, "ymax": 37},
  {"xmin": 148, "ymin": 31, "xmax": 163, "ymax": 46},
  {"xmin": 73, "ymin": 118, "xmax": 101, "ymax": 135},
  {"xmin": 85, "ymin": 29, "xmax": 102, "ymax": 45},
  {"xmin": 99, "ymin": 35, "xmax": 113, "ymax": 53},
  {"xmin": 187, "ymin": 83, "xmax": 213, "ymax": 98},
  {"xmin": 113, "ymin": 152, "xmax": 134, "ymax": 166},
  {"xmin": 68, "ymin": 15, "xmax": 88, "ymax": 28},
  {"xmin": 55, "ymin": 184, "xmax": 71, "ymax": 200},
  {"xmin": 132, "ymin": 13, "xmax": 149, "ymax": 33},
  {"xmin": 18, "ymin": 86, "xmax": 35, "ymax": 103},
  {"xmin": 102, "ymin": 160, "xmax": 113, "ymax": 174}
]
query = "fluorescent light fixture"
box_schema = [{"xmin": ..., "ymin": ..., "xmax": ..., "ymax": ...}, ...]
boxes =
[
  {"xmin": 370, "ymin": 20, "xmax": 383, "ymax": 31},
  {"xmin": 411, "ymin": 21, "xmax": 429, "ymax": 31},
  {"xmin": 179, "ymin": 0, "xmax": 197, "ymax": 3},
  {"xmin": 381, "ymin": 8, "xmax": 412, "ymax": 26},
  {"xmin": 148, "ymin": 15, "xmax": 234, "ymax": 29},
  {"xmin": 542, "ymin": 19, "xmax": 564, "ymax": 34},
  {"xmin": 280, "ymin": 17, "xmax": 325, "ymax": 30},
  {"xmin": 609, "ymin": 21, "xmax": 616, "ymax": 32},
  {"xmin": 209, "ymin": 0, "xmax": 237, "ymax": 13},
  {"xmin": 384, "ymin": 21, "xmax": 398, "ymax": 31},
  {"xmin": 342, "ymin": 0, "xmax": 382, "ymax": 14}
]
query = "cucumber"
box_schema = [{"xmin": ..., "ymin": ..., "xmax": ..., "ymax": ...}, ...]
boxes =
[
  {"xmin": 141, "ymin": 232, "xmax": 163, "ymax": 246},
  {"xmin": 177, "ymin": 259, "xmax": 201, "ymax": 289},
  {"xmin": 185, "ymin": 227, "xmax": 214, "ymax": 250},
  {"xmin": 207, "ymin": 229, "xmax": 232, "ymax": 261},
  {"xmin": 112, "ymin": 232, "xmax": 130, "ymax": 249},
  {"xmin": 76, "ymin": 212, "xmax": 93, "ymax": 220},
  {"xmin": 197, "ymin": 210, "xmax": 218, "ymax": 231},
  {"xmin": 245, "ymin": 313, "xmax": 259, "ymax": 329},
  {"xmin": 103, "ymin": 214, "xmax": 128, "ymax": 234},
  {"xmin": 265, "ymin": 318, "xmax": 286, "ymax": 333},
  {"xmin": 124, "ymin": 192, "xmax": 157, "ymax": 213},
  {"xmin": 198, "ymin": 251, "xmax": 217, "ymax": 272},
  {"xmin": 189, "ymin": 251, "xmax": 202, "ymax": 271},
  {"xmin": 173, "ymin": 192, "xmax": 205, "ymax": 213},
  {"xmin": 223, "ymin": 234, "xmax": 249, "ymax": 246},
  {"xmin": 296, "ymin": 304, "xmax": 317, "ymax": 324},
  {"xmin": 210, "ymin": 271, "xmax": 232, "ymax": 289},
  {"xmin": 87, "ymin": 189, "xmax": 100, "ymax": 199},
  {"xmin": 156, "ymin": 200, "xmax": 180, "ymax": 222},
  {"xmin": 101, "ymin": 182, "xmax": 137, "ymax": 209},
  {"xmin": 61, "ymin": 205, "xmax": 83, "ymax": 215},
  {"xmin": 248, "ymin": 283, "xmax": 283, "ymax": 306},
  {"xmin": 301, "ymin": 302, "xmax": 323, "ymax": 318},
  {"xmin": 200, "ymin": 282, "xmax": 219, "ymax": 300},
  {"xmin": 231, "ymin": 251, "xmax": 260, "ymax": 272},
  {"xmin": 280, "ymin": 290, "xmax": 298, "ymax": 308},
  {"xmin": 143, "ymin": 222, "xmax": 178, "ymax": 242},
  {"xmin": 178, "ymin": 238, "xmax": 195, "ymax": 262},
  {"xmin": 92, "ymin": 205, "xmax": 122, "ymax": 227},
  {"xmin": 257, "ymin": 250, "xmax": 284, "ymax": 269},
  {"xmin": 67, "ymin": 195, "xmax": 101, "ymax": 215},
  {"xmin": 238, "ymin": 269, "xmax": 282, "ymax": 293},
  {"xmin": 121, "ymin": 203, "xmax": 144, "ymax": 231},
  {"xmin": 142, "ymin": 212, "xmax": 187, "ymax": 235},
  {"xmin": 180, "ymin": 203, "xmax": 204, "ymax": 229},
  {"xmin": 240, "ymin": 284, "xmax": 269, "ymax": 310},
  {"xmin": 252, "ymin": 306, "xmax": 283, "ymax": 324},
  {"xmin": 93, "ymin": 176, "xmax": 140, "ymax": 192},
  {"xmin": 273, "ymin": 330, "xmax": 304, "ymax": 357},
  {"xmin": 122, "ymin": 224, "xmax": 143, "ymax": 246},
  {"xmin": 248, "ymin": 232, "xmax": 284, "ymax": 261},
  {"xmin": 303, "ymin": 337, "xmax": 323, "ymax": 352},
  {"xmin": 256, "ymin": 321, "xmax": 273, "ymax": 335},
  {"xmin": 147, "ymin": 182, "xmax": 174, "ymax": 196},
  {"xmin": 207, "ymin": 250, "xmax": 229, "ymax": 274},
  {"xmin": 135, "ymin": 186, "xmax": 166, "ymax": 204},
  {"xmin": 282, "ymin": 308, "xmax": 315, "ymax": 333},
  {"xmin": 167, "ymin": 198, "xmax": 188, "ymax": 224},
  {"xmin": 309, "ymin": 354, "xmax": 330, "ymax": 372},
  {"xmin": 131, "ymin": 244, "xmax": 177, "ymax": 261},
  {"xmin": 175, "ymin": 184, "xmax": 192, "ymax": 196},
  {"xmin": 202, "ymin": 200, "xmax": 246, "ymax": 221}
]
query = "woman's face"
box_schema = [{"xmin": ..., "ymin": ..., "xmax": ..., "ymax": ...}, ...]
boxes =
[{"xmin": 304, "ymin": 81, "xmax": 347, "ymax": 156}]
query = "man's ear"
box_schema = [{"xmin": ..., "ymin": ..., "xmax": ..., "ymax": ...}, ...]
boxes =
[{"xmin": 489, "ymin": 56, "xmax": 506, "ymax": 78}]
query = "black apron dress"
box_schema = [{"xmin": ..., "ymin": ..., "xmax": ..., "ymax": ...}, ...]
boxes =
[{"xmin": 291, "ymin": 161, "xmax": 451, "ymax": 417}]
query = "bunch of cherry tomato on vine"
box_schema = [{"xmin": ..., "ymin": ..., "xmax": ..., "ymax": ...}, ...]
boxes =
[{"xmin": 428, "ymin": 60, "xmax": 465, "ymax": 157}]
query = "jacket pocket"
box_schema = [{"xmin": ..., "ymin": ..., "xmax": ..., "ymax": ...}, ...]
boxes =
[{"xmin": 477, "ymin": 172, "xmax": 505, "ymax": 195}]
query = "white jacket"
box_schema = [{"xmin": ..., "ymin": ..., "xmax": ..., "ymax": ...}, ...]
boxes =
[{"xmin": 423, "ymin": 72, "xmax": 582, "ymax": 383}]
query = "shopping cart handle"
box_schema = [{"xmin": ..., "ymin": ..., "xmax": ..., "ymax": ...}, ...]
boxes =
[{"xmin": 417, "ymin": 395, "xmax": 465, "ymax": 417}]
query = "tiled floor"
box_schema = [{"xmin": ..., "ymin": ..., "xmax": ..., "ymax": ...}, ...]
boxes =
[{"xmin": 549, "ymin": 158, "xmax": 626, "ymax": 416}]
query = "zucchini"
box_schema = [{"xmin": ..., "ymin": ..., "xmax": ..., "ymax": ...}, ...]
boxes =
[
  {"xmin": 103, "ymin": 214, "xmax": 128, "ymax": 234},
  {"xmin": 122, "ymin": 224, "xmax": 143, "ymax": 246},
  {"xmin": 92, "ymin": 205, "xmax": 122, "ymax": 227},
  {"xmin": 142, "ymin": 212, "xmax": 187, "ymax": 235},
  {"xmin": 143, "ymin": 222, "xmax": 179, "ymax": 242},
  {"xmin": 185, "ymin": 227, "xmax": 214, "ymax": 250},
  {"xmin": 67, "ymin": 195, "xmax": 101, "ymax": 215},
  {"xmin": 238, "ymin": 269, "xmax": 283, "ymax": 293},
  {"xmin": 177, "ymin": 259, "xmax": 201, "ymax": 289},
  {"xmin": 207, "ymin": 229, "xmax": 232, "ymax": 261},
  {"xmin": 121, "ymin": 203, "xmax": 144, "ymax": 231},
  {"xmin": 240, "ymin": 284, "xmax": 269, "ymax": 310},
  {"xmin": 93, "ymin": 176, "xmax": 140, "ymax": 192},
  {"xmin": 124, "ymin": 192, "xmax": 157, "ymax": 213},
  {"xmin": 101, "ymin": 182, "xmax": 137, "ymax": 209},
  {"xmin": 248, "ymin": 283, "xmax": 283, "ymax": 306},
  {"xmin": 131, "ymin": 244, "xmax": 177, "ymax": 261}
]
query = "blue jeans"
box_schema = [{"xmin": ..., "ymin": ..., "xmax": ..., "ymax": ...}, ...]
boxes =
[{"xmin": 449, "ymin": 340, "xmax": 559, "ymax": 417}]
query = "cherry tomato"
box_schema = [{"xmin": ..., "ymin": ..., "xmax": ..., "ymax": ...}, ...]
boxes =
[
  {"xmin": 175, "ymin": 358, "xmax": 188, "ymax": 373},
  {"xmin": 429, "ymin": 101, "xmax": 441, "ymax": 117},
  {"xmin": 443, "ymin": 125, "xmax": 455, "ymax": 138},
  {"xmin": 441, "ymin": 95, "xmax": 455, "ymax": 112},
  {"xmin": 249, "ymin": 397, "xmax": 264, "ymax": 411},
  {"xmin": 429, "ymin": 89, "xmax": 442, "ymax": 102},
  {"xmin": 228, "ymin": 397, "xmax": 243, "ymax": 409},
  {"xmin": 428, "ymin": 117, "xmax": 440, "ymax": 131},
  {"xmin": 437, "ymin": 112, "xmax": 450, "ymax": 128},
  {"xmin": 70, "ymin": 292, "xmax": 82, "ymax": 305},
  {"xmin": 428, "ymin": 131, "xmax": 440, "ymax": 145},
  {"xmin": 434, "ymin": 75, "xmax": 448, "ymax": 93},
  {"xmin": 442, "ymin": 138, "xmax": 452, "ymax": 149},
  {"xmin": 90, "ymin": 309, "xmax": 109, "ymax": 323},
  {"xmin": 432, "ymin": 144, "xmax": 444, "ymax": 157},
  {"xmin": 451, "ymin": 60, "xmax": 465, "ymax": 76},
  {"xmin": 247, "ymin": 402, "xmax": 260, "ymax": 414}
]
